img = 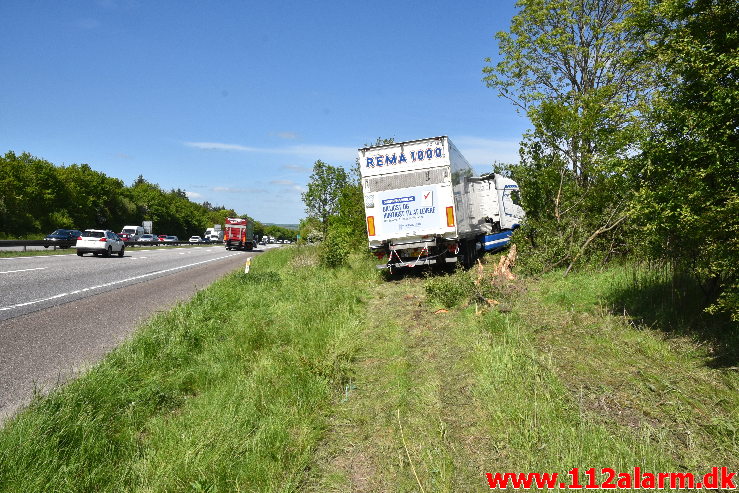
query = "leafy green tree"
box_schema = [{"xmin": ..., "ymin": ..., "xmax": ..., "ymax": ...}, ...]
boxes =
[
  {"xmin": 0, "ymin": 152, "xmax": 37, "ymax": 235},
  {"xmin": 301, "ymin": 160, "xmax": 348, "ymax": 234},
  {"xmin": 634, "ymin": 0, "xmax": 738, "ymax": 318},
  {"xmin": 0, "ymin": 151, "xmax": 260, "ymax": 241},
  {"xmin": 484, "ymin": 0, "xmax": 651, "ymax": 272}
]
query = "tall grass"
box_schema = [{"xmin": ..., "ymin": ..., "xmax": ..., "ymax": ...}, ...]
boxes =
[
  {"xmin": 420, "ymin": 259, "xmax": 738, "ymax": 473},
  {"xmin": 604, "ymin": 263, "xmax": 737, "ymax": 367},
  {"xmin": 497, "ymin": 263, "xmax": 739, "ymax": 470},
  {"xmin": 0, "ymin": 246, "xmax": 378, "ymax": 492}
]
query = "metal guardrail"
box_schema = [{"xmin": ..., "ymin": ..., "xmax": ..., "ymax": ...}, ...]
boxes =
[
  {"xmin": 0, "ymin": 239, "xmax": 215, "ymax": 251},
  {"xmin": 0, "ymin": 240, "xmax": 76, "ymax": 250}
]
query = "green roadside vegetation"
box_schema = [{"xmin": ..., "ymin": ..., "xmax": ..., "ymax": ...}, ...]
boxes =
[
  {"xmin": 1, "ymin": 246, "xmax": 735, "ymax": 491},
  {"xmin": 0, "ymin": 152, "xmax": 297, "ymax": 243},
  {"xmin": 306, "ymin": 257, "xmax": 737, "ymax": 491},
  {"xmin": 0, "ymin": 246, "xmax": 375, "ymax": 491}
]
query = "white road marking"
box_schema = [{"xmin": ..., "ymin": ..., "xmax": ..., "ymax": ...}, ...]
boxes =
[
  {"xmin": 0, "ymin": 254, "xmax": 77, "ymax": 260},
  {"xmin": 0, "ymin": 252, "xmax": 244, "ymax": 312},
  {"xmin": 0, "ymin": 267, "xmax": 46, "ymax": 274}
]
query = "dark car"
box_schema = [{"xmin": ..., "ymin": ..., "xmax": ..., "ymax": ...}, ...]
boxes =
[{"xmin": 44, "ymin": 229, "xmax": 82, "ymax": 248}]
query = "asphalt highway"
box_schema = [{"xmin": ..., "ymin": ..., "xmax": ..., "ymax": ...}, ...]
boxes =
[{"xmin": 0, "ymin": 244, "xmax": 271, "ymax": 422}]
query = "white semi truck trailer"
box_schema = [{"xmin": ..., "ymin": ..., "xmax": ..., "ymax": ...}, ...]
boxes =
[{"xmin": 358, "ymin": 136, "xmax": 525, "ymax": 269}]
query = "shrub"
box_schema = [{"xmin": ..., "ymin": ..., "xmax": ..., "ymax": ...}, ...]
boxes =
[{"xmin": 319, "ymin": 231, "xmax": 350, "ymax": 268}]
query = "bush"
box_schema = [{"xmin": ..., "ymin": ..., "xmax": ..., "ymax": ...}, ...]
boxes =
[{"xmin": 319, "ymin": 231, "xmax": 350, "ymax": 268}]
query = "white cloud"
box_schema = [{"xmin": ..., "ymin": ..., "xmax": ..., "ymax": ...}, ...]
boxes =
[
  {"xmin": 185, "ymin": 190, "xmax": 204, "ymax": 199},
  {"xmin": 211, "ymin": 186, "xmax": 268, "ymax": 194},
  {"xmin": 287, "ymin": 145, "xmax": 356, "ymax": 162},
  {"xmin": 184, "ymin": 141, "xmax": 356, "ymax": 163},
  {"xmin": 184, "ymin": 137, "xmax": 518, "ymax": 167},
  {"xmin": 281, "ymin": 164, "xmax": 312, "ymax": 173},
  {"xmin": 275, "ymin": 131, "xmax": 299, "ymax": 140},
  {"xmin": 186, "ymin": 142, "xmax": 258, "ymax": 152},
  {"xmin": 269, "ymin": 180, "xmax": 306, "ymax": 193},
  {"xmin": 452, "ymin": 136, "xmax": 521, "ymax": 166}
]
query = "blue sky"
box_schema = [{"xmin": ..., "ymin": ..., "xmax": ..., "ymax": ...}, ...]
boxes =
[{"xmin": 1, "ymin": 0, "xmax": 529, "ymax": 224}]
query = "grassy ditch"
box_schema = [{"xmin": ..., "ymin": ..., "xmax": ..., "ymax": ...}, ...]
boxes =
[
  {"xmin": 0, "ymin": 246, "xmax": 378, "ymax": 492},
  {"xmin": 1, "ymin": 246, "xmax": 736, "ymax": 491},
  {"xmin": 305, "ymin": 258, "xmax": 738, "ymax": 491},
  {"xmin": 459, "ymin": 261, "xmax": 736, "ymax": 478}
]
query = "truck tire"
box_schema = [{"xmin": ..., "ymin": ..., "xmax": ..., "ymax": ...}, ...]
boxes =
[{"xmin": 462, "ymin": 240, "xmax": 477, "ymax": 269}]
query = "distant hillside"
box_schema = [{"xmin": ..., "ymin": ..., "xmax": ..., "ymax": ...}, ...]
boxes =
[{"xmin": 264, "ymin": 223, "xmax": 299, "ymax": 231}]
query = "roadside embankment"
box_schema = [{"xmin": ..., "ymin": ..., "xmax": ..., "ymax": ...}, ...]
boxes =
[
  {"xmin": 1, "ymin": 246, "xmax": 736, "ymax": 492},
  {"xmin": 0, "ymin": 246, "xmax": 377, "ymax": 492}
]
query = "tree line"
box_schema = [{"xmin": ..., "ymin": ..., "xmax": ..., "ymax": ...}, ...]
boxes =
[
  {"xmin": 301, "ymin": 0, "xmax": 736, "ymax": 321},
  {"xmin": 0, "ymin": 151, "xmax": 295, "ymax": 241}
]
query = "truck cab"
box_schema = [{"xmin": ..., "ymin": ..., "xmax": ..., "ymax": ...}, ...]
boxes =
[{"xmin": 224, "ymin": 217, "xmax": 255, "ymax": 251}]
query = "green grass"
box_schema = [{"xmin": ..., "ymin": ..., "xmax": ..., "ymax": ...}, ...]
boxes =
[
  {"xmin": 306, "ymin": 257, "xmax": 737, "ymax": 491},
  {"xmin": 0, "ymin": 246, "xmax": 377, "ymax": 492},
  {"xmin": 1, "ymin": 248, "xmax": 736, "ymax": 491},
  {"xmin": 468, "ymin": 261, "xmax": 737, "ymax": 475},
  {"xmin": 306, "ymin": 276, "xmax": 495, "ymax": 492},
  {"xmin": 520, "ymin": 266, "xmax": 739, "ymax": 469}
]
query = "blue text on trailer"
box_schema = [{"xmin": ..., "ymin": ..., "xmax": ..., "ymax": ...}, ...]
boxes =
[{"xmin": 366, "ymin": 147, "xmax": 443, "ymax": 168}]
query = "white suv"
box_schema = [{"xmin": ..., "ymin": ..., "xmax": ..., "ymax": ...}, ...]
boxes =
[{"xmin": 76, "ymin": 230, "xmax": 125, "ymax": 257}]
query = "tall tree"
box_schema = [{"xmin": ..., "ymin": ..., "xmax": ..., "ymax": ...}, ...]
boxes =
[
  {"xmin": 301, "ymin": 160, "xmax": 348, "ymax": 234},
  {"xmin": 635, "ymin": 0, "xmax": 738, "ymax": 318},
  {"xmin": 485, "ymin": 0, "xmax": 649, "ymax": 183},
  {"xmin": 483, "ymin": 0, "xmax": 651, "ymax": 272}
]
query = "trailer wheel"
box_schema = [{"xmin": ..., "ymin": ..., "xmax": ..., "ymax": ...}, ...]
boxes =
[{"xmin": 462, "ymin": 240, "xmax": 477, "ymax": 269}]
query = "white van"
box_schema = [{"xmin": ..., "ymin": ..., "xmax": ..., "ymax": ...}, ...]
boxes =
[{"xmin": 120, "ymin": 225, "xmax": 145, "ymax": 241}]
